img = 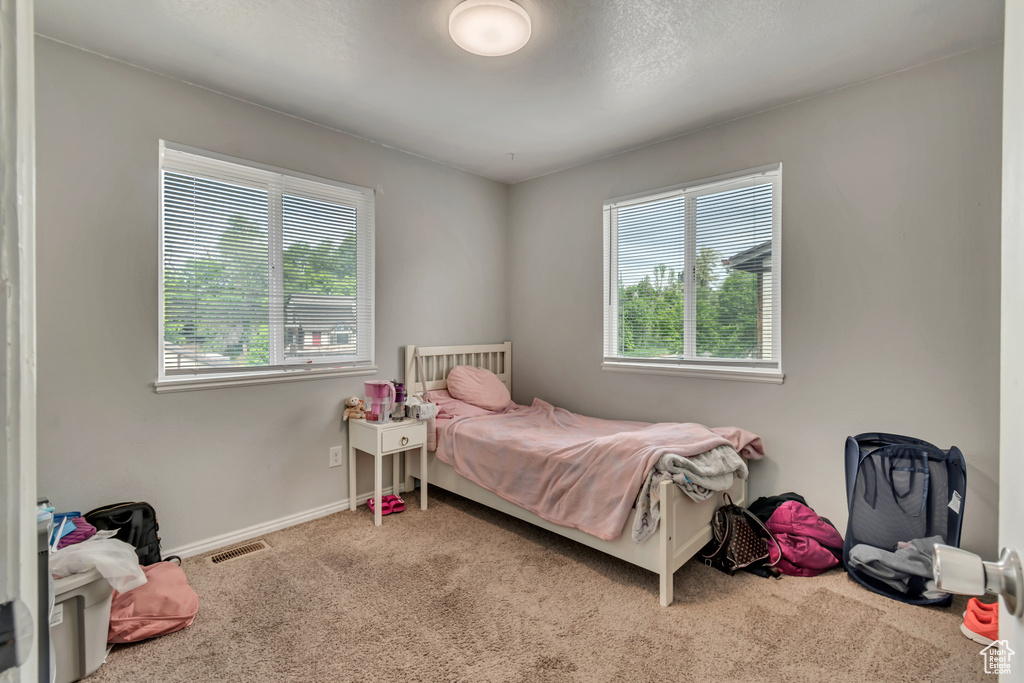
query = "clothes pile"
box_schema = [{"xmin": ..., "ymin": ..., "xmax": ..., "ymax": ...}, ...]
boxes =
[
  {"xmin": 45, "ymin": 505, "xmax": 148, "ymax": 593},
  {"xmin": 633, "ymin": 445, "xmax": 749, "ymax": 543},
  {"xmin": 695, "ymin": 491, "xmax": 846, "ymax": 579},
  {"xmin": 847, "ymin": 536, "xmax": 946, "ymax": 600},
  {"xmin": 43, "ymin": 500, "xmax": 198, "ymax": 645},
  {"xmin": 50, "ymin": 511, "xmax": 99, "ymax": 549},
  {"xmin": 746, "ymin": 493, "xmax": 844, "ymax": 577}
]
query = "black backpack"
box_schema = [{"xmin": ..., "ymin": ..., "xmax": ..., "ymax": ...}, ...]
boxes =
[
  {"xmin": 843, "ymin": 433, "xmax": 966, "ymax": 606},
  {"xmin": 85, "ymin": 502, "xmax": 170, "ymax": 566}
]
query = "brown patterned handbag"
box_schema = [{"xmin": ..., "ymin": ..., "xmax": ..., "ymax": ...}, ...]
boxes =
[{"xmin": 701, "ymin": 493, "xmax": 781, "ymax": 575}]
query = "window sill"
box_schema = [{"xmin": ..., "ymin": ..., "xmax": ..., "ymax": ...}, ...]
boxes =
[
  {"xmin": 154, "ymin": 365, "xmax": 379, "ymax": 393},
  {"xmin": 601, "ymin": 360, "xmax": 784, "ymax": 384}
]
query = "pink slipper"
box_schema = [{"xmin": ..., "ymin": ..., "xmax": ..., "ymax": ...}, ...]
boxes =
[
  {"xmin": 367, "ymin": 497, "xmax": 393, "ymax": 515},
  {"xmin": 384, "ymin": 495, "xmax": 405, "ymax": 513}
]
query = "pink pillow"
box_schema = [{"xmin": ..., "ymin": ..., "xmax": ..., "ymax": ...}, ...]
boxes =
[{"xmin": 445, "ymin": 366, "xmax": 512, "ymax": 411}]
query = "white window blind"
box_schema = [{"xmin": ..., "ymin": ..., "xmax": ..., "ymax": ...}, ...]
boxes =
[
  {"xmin": 603, "ymin": 165, "xmax": 782, "ymax": 382},
  {"xmin": 159, "ymin": 142, "xmax": 374, "ymax": 381}
]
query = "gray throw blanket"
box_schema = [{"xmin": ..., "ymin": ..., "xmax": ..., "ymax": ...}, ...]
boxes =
[{"xmin": 632, "ymin": 445, "xmax": 748, "ymax": 544}]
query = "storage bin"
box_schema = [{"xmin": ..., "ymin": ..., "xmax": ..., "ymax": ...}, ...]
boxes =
[{"xmin": 50, "ymin": 569, "xmax": 112, "ymax": 683}]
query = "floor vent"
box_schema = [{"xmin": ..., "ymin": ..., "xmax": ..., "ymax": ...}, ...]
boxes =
[{"xmin": 210, "ymin": 540, "xmax": 270, "ymax": 564}]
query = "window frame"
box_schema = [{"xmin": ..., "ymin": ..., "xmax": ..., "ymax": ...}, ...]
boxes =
[
  {"xmin": 155, "ymin": 141, "xmax": 377, "ymax": 393},
  {"xmin": 602, "ymin": 164, "xmax": 783, "ymax": 384}
]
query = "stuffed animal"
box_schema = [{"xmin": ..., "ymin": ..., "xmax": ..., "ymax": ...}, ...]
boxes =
[{"xmin": 342, "ymin": 396, "xmax": 366, "ymax": 421}]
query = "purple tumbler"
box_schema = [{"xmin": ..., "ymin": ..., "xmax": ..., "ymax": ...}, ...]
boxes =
[{"xmin": 392, "ymin": 381, "xmax": 406, "ymax": 421}]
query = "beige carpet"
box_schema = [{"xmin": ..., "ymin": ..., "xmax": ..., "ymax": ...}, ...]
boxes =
[{"xmin": 91, "ymin": 489, "xmax": 988, "ymax": 682}]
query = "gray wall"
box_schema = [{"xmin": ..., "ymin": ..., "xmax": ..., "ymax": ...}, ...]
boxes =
[
  {"xmin": 508, "ymin": 45, "xmax": 1002, "ymax": 557},
  {"xmin": 35, "ymin": 39, "xmax": 508, "ymax": 550}
]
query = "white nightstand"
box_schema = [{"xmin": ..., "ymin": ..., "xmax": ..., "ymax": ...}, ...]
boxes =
[{"xmin": 348, "ymin": 418, "xmax": 428, "ymax": 526}]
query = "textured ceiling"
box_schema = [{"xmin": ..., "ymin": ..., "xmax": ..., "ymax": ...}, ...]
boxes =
[{"xmin": 35, "ymin": 0, "xmax": 1004, "ymax": 183}]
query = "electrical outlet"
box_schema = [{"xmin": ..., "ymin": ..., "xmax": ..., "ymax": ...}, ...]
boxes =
[{"xmin": 329, "ymin": 446, "xmax": 344, "ymax": 468}]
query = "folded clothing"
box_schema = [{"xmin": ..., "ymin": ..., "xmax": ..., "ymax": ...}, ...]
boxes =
[
  {"xmin": 50, "ymin": 519, "xmax": 77, "ymax": 547},
  {"xmin": 847, "ymin": 536, "xmax": 947, "ymax": 599},
  {"xmin": 57, "ymin": 517, "xmax": 98, "ymax": 549}
]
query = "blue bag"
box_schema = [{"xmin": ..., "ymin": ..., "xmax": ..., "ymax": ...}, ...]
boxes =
[{"xmin": 843, "ymin": 433, "xmax": 966, "ymax": 606}]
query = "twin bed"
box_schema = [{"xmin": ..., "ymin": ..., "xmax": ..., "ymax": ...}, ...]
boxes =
[{"xmin": 400, "ymin": 342, "xmax": 751, "ymax": 607}]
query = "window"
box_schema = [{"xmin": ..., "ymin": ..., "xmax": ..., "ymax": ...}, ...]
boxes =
[
  {"xmin": 603, "ymin": 164, "xmax": 782, "ymax": 383},
  {"xmin": 157, "ymin": 142, "xmax": 375, "ymax": 391}
]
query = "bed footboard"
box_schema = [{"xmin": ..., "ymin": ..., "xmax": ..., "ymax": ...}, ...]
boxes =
[{"xmin": 657, "ymin": 478, "xmax": 747, "ymax": 606}]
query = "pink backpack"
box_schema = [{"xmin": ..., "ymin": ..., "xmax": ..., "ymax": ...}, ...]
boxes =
[
  {"xmin": 766, "ymin": 501, "xmax": 844, "ymax": 577},
  {"xmin": 108, "ymin": 561, "xmax": 198, "ymax": 643}
]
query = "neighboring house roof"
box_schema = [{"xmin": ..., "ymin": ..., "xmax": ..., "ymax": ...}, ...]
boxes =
[
  {"xmin": 723, "ymin": 240, "xmax": 771, "ymax": 274},
  {"xmin": 163, "ymin": 341, "xmax": 232, "ymax": 367},
  {"xmin": 284, "ymin": 293, "xmax": 356, "ymax": 333}
]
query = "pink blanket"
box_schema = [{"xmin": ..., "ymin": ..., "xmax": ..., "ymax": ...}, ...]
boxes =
[{"xmin": 435, "ymin": 399, "xmax": 763, "ymax": 541}]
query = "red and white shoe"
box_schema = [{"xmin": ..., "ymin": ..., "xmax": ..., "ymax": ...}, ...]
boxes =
[
  {"xmin": 961, "ymin": 600, "xmax": 999, "ymax": 646},
  {"xmin": 962, "ymin": 597, "xmax": 999, "ymax": 618}
]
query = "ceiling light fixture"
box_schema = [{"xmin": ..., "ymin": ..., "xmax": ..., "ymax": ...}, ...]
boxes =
[{"xmin": 449, "ymin": 0, "xmax": 532, "ymax": 57}]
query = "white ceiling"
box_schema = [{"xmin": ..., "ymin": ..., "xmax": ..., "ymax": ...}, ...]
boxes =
[{"xmin": 35, "ymin": 0, "xmax": 1004, "ymax": 183}]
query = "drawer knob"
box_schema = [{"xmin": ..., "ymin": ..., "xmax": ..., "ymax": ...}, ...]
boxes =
[{"xmin": 401, "ymin": 436, "xmax": 409, "ymax": 446}]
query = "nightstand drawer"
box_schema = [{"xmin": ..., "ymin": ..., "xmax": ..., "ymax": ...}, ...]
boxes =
[{"xmin": 380, "ymin": 423, "xmax": 425, "ymax": 453}]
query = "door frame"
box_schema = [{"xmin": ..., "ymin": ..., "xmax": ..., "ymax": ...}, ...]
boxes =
[
  {"xmin": 1001, "ymin": 0, "xmax": 1024, "ymax": 674},
  {"xmin": 0, "ymin": 0, "xmax": 37, "ymax": 680}
]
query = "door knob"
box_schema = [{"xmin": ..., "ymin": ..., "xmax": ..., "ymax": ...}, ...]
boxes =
[{"xmin": 933, "ymin": 545, "xmax": 1023, "ymax": 617}]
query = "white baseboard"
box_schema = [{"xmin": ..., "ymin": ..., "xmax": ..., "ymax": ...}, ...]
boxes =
[{"xmin": 163, "ymin": 484, "xmax": 406, "ymax": 559}]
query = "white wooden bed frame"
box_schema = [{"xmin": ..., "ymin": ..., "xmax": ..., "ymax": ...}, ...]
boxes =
[{"xmin": 403, "ymin": 342, "xmax": 746, "ymax": 607}]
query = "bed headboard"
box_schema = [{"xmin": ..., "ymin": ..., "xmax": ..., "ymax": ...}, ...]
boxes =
[{"xmin": 404, "ymin": 342, "xmax": 512, "ymax": 396}]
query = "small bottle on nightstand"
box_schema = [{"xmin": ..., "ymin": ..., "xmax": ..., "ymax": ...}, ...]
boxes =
[{"xmin": 391, "ymin": 380, "xmax": 406, "ymax": 421}]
